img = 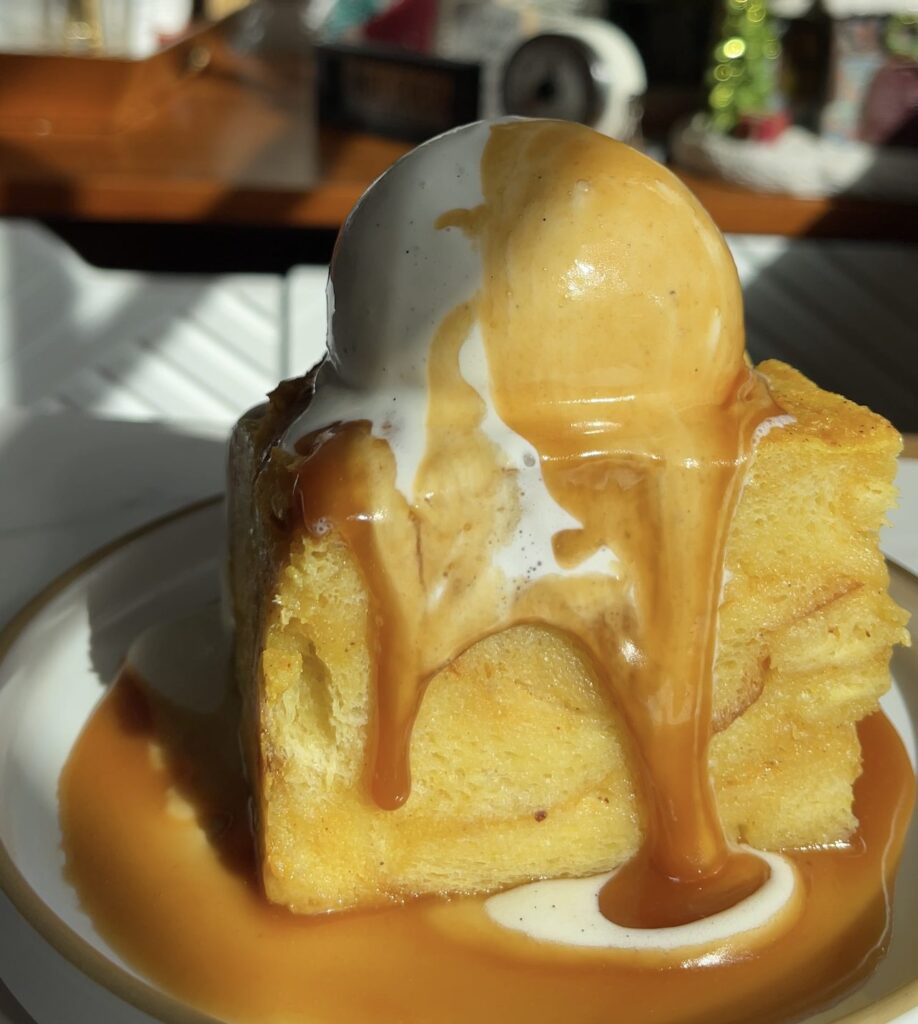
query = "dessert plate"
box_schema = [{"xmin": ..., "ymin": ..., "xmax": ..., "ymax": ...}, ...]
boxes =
[{"xmin": 0, "ymin": 498, "xmax": 916, "ymax": 1024}]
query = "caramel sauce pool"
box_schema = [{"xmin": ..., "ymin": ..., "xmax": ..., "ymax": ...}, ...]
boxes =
[{"xmin": 60, "ymin": 675, "xmax": 914, "ymax": 1024}]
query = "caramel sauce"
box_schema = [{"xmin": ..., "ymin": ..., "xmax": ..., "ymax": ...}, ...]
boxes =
[
  {"xmin": 293, "ymin": 419, "xmax": 426, "ymax": 809},
  {"xmin": 292, "ymin": 120, "xmax": 782, "ymax": 924},
  {"xmin": 59, "ymin": 673, "xmax": 915, "ymax": 1024}
]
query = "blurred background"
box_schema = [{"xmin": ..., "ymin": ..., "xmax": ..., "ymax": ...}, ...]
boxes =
[
  {"xmin": 0, "ymin": 0, "xmax": 915, "ymax": 624},
  {"xmin": 0, "ymin": 0, "xmax": 915, "ymax": 421}
]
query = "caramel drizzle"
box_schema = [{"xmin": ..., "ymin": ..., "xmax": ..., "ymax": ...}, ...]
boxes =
[
  {"xmin": 294, "ymin": 419, "xmax": 427, "ymax": 807},
  {"xmin": 294, "ymin": 121, "xmax": 785, "ymax": 924}
]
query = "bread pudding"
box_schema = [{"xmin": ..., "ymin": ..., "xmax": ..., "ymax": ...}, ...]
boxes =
[{"xmin": 227, "ymin": 119, "xmax": 908, "ymax": 917}]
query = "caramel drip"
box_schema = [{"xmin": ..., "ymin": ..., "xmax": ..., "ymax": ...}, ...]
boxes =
[
  {"xmin": 293, "ymin": 121, "xmax": 784, "ymax": 923},
  {"xmin": 468, "ymin": 123, "xmax": 783, "ymax": 919},
  {"xmin": 58, "ymin": 673, "xmax": 916, "ymax": 1024},
  {"xmin": 293, "ymin": 304, "xmax": 527, "ymax": 807},
  {"xmin": 293, "ymin": 420, "xmax": 425, "ymax": 809}
]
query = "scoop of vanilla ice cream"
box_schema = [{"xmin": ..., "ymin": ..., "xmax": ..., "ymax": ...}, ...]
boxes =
[{"xmin": 288, "ymin": 119, "xmax": 746, "ymax": 475}]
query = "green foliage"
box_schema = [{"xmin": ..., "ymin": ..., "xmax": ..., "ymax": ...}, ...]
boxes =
[
  {"xmin": 706, "ymin": 0, "xmax": 782, "ymax": 133},
  {"xmin": 886, "ymin": 12, "xmax": 918, "ymax": 61}
]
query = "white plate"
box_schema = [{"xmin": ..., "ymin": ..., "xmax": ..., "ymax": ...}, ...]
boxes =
[{"xmin": 0, "ymin": 499, "xmax": 916, "ymax": 1024}]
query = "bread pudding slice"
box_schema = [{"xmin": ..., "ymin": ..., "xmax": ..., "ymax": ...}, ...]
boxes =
[{"xmin": 228, "ymin": 360, "xmax": 908, "ymax": 915}]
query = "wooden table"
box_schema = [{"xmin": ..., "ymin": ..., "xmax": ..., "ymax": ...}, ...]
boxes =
[
  {"xmin": 0, "ymin": 39, "xmax": 916, "ymax": 237},
  {"xmin": 673, "ymin": 170, "xmax": 918, "ymax": 242},
  {"xmin": 0, "ymin": 34, "xmax": 412, "ymax": 230}
]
